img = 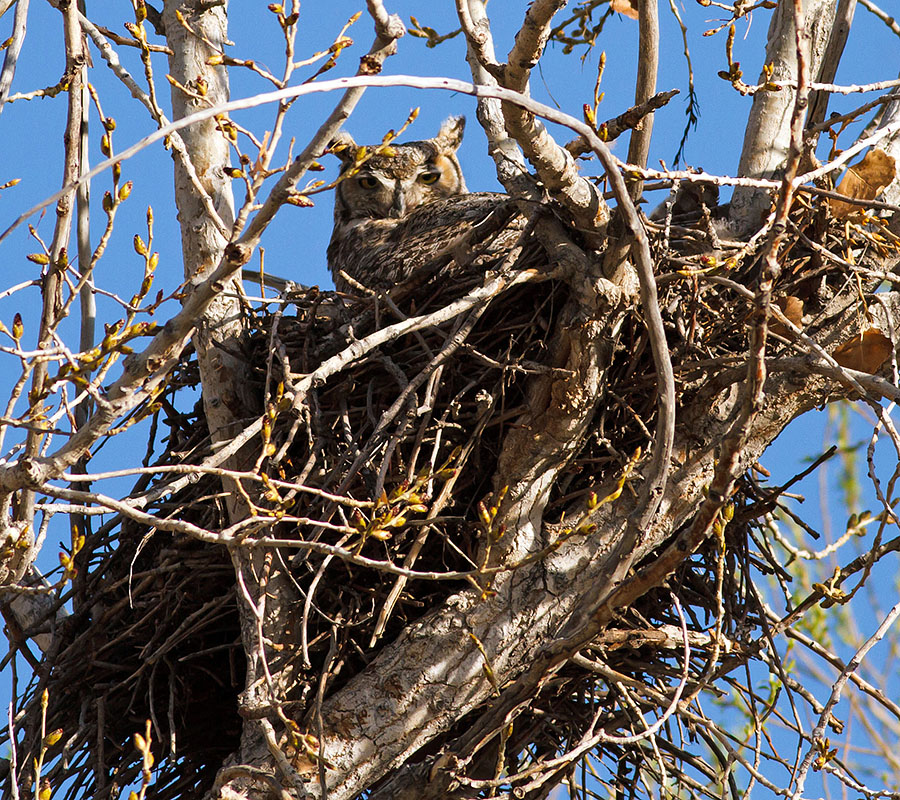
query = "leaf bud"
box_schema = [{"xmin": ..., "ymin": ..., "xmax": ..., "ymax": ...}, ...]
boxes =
[
  {"xmin": 43, "ymin": 729, "xmax": 63, "ymax": 746},
  {"xmin": 286, "ymin": 194, "xmax": 314, "ymax": 207}
]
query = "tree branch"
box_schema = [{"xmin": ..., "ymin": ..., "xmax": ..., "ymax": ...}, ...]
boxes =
[
  {"xmin": 731, "ymin": 0, "xmax": 836, "ymax": 232},
  {"xmin": 0, "ymin": 0, "xmax": 28, "ymax": 114},
  {"xmin": 500, "ymin": 0, "xmax": 610, "ymax": 238},
  {"xmin": 625, "ymin": 0, "xmax": 659, "ymax": 199}
]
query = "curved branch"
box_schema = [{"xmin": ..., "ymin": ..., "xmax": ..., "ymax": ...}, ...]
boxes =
[
  {"xmin": 500, "ymin": 0, "xmax": 610, "ymax": 236},
  {"xmin": 456, "ymin": 0, "xmax": 503, "ymax": 78},
  {"xmin": 0, "ymin": 74, "xmax": 676, "ymax": 488},
  {"xmin": 456, "ymin": 0, "xmax": 531, "ymax": 192}
]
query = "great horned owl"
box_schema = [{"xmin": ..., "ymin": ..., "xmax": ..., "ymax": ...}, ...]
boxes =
[{"xmin": 327, "ymin": 117, "xmax": 514, "ymax": 293}]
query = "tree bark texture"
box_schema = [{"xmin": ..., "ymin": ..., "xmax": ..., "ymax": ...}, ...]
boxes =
[
  {"xmin": 163, "ymin": 0, "xmax": 251, "ymax": 463},
  {"xmin": 731, "ymin": 0, "xmax": 837, "ymax": 231}
]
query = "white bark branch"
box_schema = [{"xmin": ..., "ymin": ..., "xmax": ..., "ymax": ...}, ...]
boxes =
[{"xmin": 731, "ymin": 0, "xmax": 836, "ymax": 232}]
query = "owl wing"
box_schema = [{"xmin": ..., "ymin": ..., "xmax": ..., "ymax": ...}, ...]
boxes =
[{"xmin": 329, "ymin": 193, "xmax": 523, "ymax": 293}]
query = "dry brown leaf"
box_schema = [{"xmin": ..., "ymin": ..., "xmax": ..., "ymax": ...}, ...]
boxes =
[
  {"xmin": 771, "ymin": 295, "xmax": 804, "ymax": 337},
  {"xmin": 611, "ymin": 0, "xmax": 640, "ymax": 19},
  {"xmin": 828, "ymin": 148, "xmax": 896, "ymax": 219},
  {"xmin": 832, "ymin": 328, "xmax": 893, "ymax": 373}
]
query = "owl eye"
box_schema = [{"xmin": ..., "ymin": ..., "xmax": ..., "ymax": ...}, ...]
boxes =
[
  {"xmin": 357, "ymin": 175, "xmax": 379, "ymax": 190},
  {"xmin": 419, "ymin": 170, "xmax": 441, "ymax": 185}
]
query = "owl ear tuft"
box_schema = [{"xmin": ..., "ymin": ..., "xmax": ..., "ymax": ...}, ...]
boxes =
[
  {"xmin": 435, "ymin": 116, "xmax": 465, "ymax": 153},
  {"xmin": 329, "ymin": 131, "xmax": 359, "ymax": 167}
]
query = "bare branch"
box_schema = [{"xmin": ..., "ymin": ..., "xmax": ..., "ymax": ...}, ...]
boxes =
[
  {"xmin": 456, "ymin": 0, "xmax": 531, "ymax": 192},
  {"xmin": 806, "ymin": 0, "xmax": 857, "ymax": 133},
  {"xmin": 860, "ymin": 0, "xmax": 900, "ymax": 37},
  {"xmin": 0, "ymin": 0, "xmax": 28, "ymax": 114},
  {"xmin": 625, "ymin": 0, "xmax": 660, "ymax": 198},
  {"xmin": 499, "ymin": 0, "xmax": 610, "ymax": 237},
  {"xmin": 565, "ymin": 89, "xmax": 680, "ymax": 156}
]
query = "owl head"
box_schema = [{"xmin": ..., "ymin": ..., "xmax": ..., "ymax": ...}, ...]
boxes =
[{"xmin": 331, "ymin": 117, "xmax": 467, "ymax": 225}]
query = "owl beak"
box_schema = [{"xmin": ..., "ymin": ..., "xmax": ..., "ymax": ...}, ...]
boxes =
[{"xmin": 388, "ymin": 185, "xmax": 406, "ymax": 218}]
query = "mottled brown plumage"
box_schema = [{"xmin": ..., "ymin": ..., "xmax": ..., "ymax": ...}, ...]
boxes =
[{"xmin": 328, "ymin": 117, "xmax": 520, "ymax": 292}]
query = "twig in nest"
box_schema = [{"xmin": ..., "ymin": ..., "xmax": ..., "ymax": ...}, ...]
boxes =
[{"xmin": 565, "ymin": 89, "xmax": 680, "ymax": 156}]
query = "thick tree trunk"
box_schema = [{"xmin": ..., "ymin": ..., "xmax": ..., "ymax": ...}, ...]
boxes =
[
  {"xmin": 730, "ymin": 0, "xmax": 837, "ymax": 232},
  {"xmin": 163, "ymin": 0, "xmax": 250, "ymax": 483}
]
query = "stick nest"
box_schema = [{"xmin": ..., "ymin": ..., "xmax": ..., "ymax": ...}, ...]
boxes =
[{"xmin": 7, "ymin": 194, "xmax": 897, "ymax": 800}]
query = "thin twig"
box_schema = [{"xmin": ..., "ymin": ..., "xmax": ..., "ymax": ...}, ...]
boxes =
[
  {"xmin": 791, "ymin": 601, "xmax": 900, "ymax": 799},
  {"xmin": 859, "ymin": 0, "xmax": 900, "ymax": 36}
]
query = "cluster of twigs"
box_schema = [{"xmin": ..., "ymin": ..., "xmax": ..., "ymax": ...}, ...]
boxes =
[
  {"xmin": 4, "ymin": 192, "xmax": 898, "ymax": 799},
  {"xmin": 3, "ymin": 374, "xmax": 242, "ymax": 799}
]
